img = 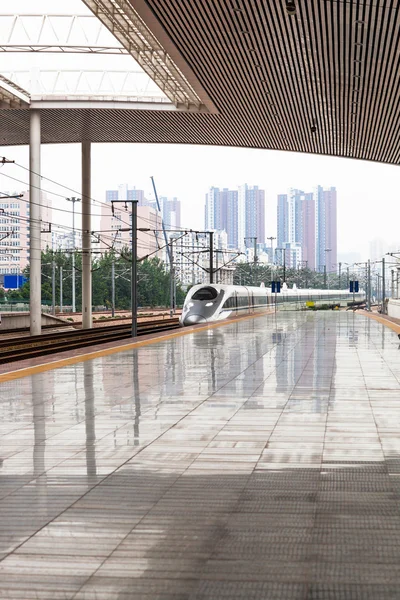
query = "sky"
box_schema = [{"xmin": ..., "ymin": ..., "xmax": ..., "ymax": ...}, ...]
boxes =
[
  {"xmin": 1, "ymin": 0, "xmax": 400, "ymax": 261},
  {"xmin": 0, "ymin": 142, "xmax": 399, "ymax": 262}
]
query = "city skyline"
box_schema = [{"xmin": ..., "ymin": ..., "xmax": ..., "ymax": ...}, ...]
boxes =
[{"xmin": 1, "ymin": 143, "xmax": 399, "ymax": 266}]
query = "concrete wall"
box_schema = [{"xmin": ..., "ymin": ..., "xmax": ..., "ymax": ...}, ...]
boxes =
[
  {"xmin": 387, "ymin": 299, "xmax": 400, "ymax": 320},
  {"xmin": 0, "ymin": 312, "xmax": 69, "ymax": 331}
]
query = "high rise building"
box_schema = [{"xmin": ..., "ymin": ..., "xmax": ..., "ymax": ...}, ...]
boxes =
[
  {"xmin": 225, "ymin": 189, "xmax": 238, "ymax": 249},
  {"xmin": 0, "ymin": 190, "xmax": 52, "ymax": 275},
  {"xmin": 205, "ymin": 187, "xmax": 229, "ymax": 232},
  {"xmin": 276, "ymin": 186, "xmax": 337, "ymax": 272},
  {"xmin": 277, "ymin": 193, "xmax": 288, "ymax": 251},
  {"xmin": 277, "ymin": 189, "xmax": 303, "ymax": 268},
  {"xmin": 160, "ymin": 197, "xmax": 181, "ymax": 229},
  {"xmin": 301, "ymin": 192, "xmax": 316, "ymax": 271},
  {"xmin": 206, "ymin": 185, "xmax": 265, "ymax": 252},
  {"xmin": 369, "ymin": 238, "xmax": 388, "ymax": 262},
  {"xmin": 323, "ymin": 187, "xmax": 337, "ymax": 273},
  {"xmin": 245, "ymin": 185, "xmax": 265, "ymax": 245}
]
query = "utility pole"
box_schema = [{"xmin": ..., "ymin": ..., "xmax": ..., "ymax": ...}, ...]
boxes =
[
  {"xmin": 170, "ymin": 240, "xmax": 175, "ymax": 316},
  {"xmin": 52, "ymin": 260, "xmax": 56, "ymax": 315},
  {"xmin": 253, "ymin": 237, "xmax": 257, "ymax": 286},
  {"xmin": 111, "ymin": 199, "xmax": 138, "ymax": 337},
  {"xmin": 338, "ymin": 262, "xmax": 342, "ymax": 289},
  {"xmin": 267, "ymin": 236, "xmax": 276, "ymax": 263},
  {"xmin": 244, "ymin": 237, "xmax": 257, "ymax": 285},
  {"xmin": 382, "ymin": 257, "xmax": 385, "ymax": 314},
  {"xmin": 209, "ymin": 231, "xmax": 214, "ymax": 284},
  {"xmin": 59, "ymin": 266, "xmax": 63, "ymax": 313},
  {"xmin": 347, "ymin": 266, "xmax": 350, "ymax": 288},
  {"xmin": 324, "ymin": 248, "xmax": 332, "ymax": 289},
  {"xmin": 367, "ymin": 259, "xmax": 371, "ymax": 311},
  {"xmin": 111, "ymin": 259, "xmax": 115, "ymax": 318},
  {"xmin": 276, "ymin": 248, "xmax": 286, "ymax": 282},
  {"xmin": 132, "ymin": 201, "xmax": 137, "ymax": 336},
  {"xmin": 67, "ymin": 197, "xmax": 81, "ymax": 312}
]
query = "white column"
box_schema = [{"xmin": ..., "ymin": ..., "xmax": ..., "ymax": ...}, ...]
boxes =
[
  {"xmin": 29, "ymin": 110, "xmax": 41, "ymax": 336},
  {"xmin": 82, "ymin": 141, "xmax": 92, "ymax": 329}
]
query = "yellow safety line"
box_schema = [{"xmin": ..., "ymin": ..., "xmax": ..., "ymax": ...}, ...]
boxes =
[
  {"xmin": 0, "ymin": 310, "xmax": 274, "ymax": 383},
  {"xmin": 356, "ymin": 311, "xmax": 400, "ymax": 335}
]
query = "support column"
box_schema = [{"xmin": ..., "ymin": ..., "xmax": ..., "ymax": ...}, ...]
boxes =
[
  {"xmin": 29, "ymin": 110, "xmax": 41, "ymax": 336},
  {"xmin": 82, "ymin": 141, "xmax": 92, "ymax": 329}
]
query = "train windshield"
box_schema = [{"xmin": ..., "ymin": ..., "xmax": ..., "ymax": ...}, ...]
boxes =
[{"xmin": 191, "ymin": 287, "xmax": 218, "ymax": 301}]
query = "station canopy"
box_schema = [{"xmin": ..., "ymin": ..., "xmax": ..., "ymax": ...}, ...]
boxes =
[{"xmin": 0, "ymin": 0, "xmax": 399, "ymax": 165}]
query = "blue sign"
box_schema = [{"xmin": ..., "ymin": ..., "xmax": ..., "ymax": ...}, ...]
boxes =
[
  {"xmin": 271, "ymin": 281, "xmax": 281, "ymax": 294},
  {"xmin": 350, "ymin": 280, "xmax": 359, "ymax": 293},
  {"xmin": 4, "ymin": 274, "xmax": 27, "ymax": 289}
]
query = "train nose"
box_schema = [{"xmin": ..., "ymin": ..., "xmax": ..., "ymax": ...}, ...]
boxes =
[{"xmin": 183, "ymin": 314, "xmax": 207, "ymax": 325}]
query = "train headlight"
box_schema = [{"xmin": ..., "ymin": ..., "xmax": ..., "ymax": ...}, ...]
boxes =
[
  {"xmin": 187, "ymin": 302, "xmax": 194, "ymax": 308},
  {"xmin": 205, "ymin": 302, "xmax": 213, "ymax": 307}
]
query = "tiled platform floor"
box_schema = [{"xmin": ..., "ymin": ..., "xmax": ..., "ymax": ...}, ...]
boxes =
[{"xmin": 1, "ymin": 311, "xmax": 400, "ymax": 599}]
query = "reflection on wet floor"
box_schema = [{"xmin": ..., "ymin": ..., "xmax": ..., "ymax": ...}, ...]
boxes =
[{"xmin": 1, "ymin": 312, "xmax": 400, "ymax": 598}]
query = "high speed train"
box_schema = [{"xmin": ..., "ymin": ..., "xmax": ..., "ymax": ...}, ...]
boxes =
[{"xmin": 180, "ymin": 283, "xmax": 365, "ymax": 326}]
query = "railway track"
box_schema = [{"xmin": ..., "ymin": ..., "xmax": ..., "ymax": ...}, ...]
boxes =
[{"xmin": 0, "ymin": 318, "xmax": 180, "ymax": 365}]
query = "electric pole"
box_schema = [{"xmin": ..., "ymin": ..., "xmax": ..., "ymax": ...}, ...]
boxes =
[
  {"xmin": 52, "ymin": 260, "xmax": 56, "ymax": 315},
  {"xmin": 111, "ymin": 259, "xmax": 115, "ymax": 318},
  {"xmin": 209, "ymin": 231, "xmax": 214, "ymax": 284},
  {"xmin": 111, "ymin": 199, "xmax": 138, "ymax": 337},
  {"xmin": 66, "ymin": 197, "xmax": 81, "ymax": 312},
  {"xmin": 367, "ymin": 259, "xmax": 371, "ymax": 311},
  {"xmin": 60, "ymin": 266, "xmax": 63, "ymax": 313},
  {"xmin": 267, "ymin": 236, "xmax": 276, "ymax": 263}
]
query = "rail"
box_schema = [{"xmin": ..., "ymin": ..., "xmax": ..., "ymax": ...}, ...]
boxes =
[{"xmin": 0, "ymin": 318, "xmax": 180, "ymax": 365}]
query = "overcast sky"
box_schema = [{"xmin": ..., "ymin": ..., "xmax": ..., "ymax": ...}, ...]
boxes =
[
  {"xmin": 1, "ymin": 142, "xmax": 399, "ymax": 261},
  {"xmin": 1, "ymin": 0, "xmax": 399, "ymax": 261}
]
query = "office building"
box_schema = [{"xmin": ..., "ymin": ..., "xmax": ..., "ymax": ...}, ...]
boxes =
[
  {"xmin": 276, "ymin": 186, "xmax": 337, "ymax": 271},
  {"xmin": 160, "ymin": 197, "xmax": 181, "ymax": 229},
  {"xmin": 245, "ymin": 185, "xmax": 265, "ymax": 245},
  {"xmin": 315, "ymin": 186, "xmax": 337, "ymax": 273},
  {"xmin": 0, "ymin": 190, "xmax": 52, "ymax": 275},
  {"xmin": 205, "ymin": 184, "xmax": 265, "ymax": 252}
]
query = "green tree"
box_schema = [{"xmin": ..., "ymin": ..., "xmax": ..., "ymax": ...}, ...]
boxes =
[{"xmin": 18, "ymin": 248, "xmax": 185, "ymax": 310}]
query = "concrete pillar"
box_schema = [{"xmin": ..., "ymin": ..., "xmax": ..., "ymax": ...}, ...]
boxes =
[
  {"xmin": 82, "ymin": 141, "xmax": 92, "ymax": 329},
  {"xmin": 29, "ymin": 110, "xmax": 41, "ymax": 336}
]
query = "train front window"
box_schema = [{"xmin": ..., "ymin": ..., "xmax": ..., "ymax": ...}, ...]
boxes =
[{"xmin": 191, "ymin": 287, "xmax": 218, "ymax": 301}]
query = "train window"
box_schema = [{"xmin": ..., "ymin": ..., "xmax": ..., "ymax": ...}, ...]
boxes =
[
  {"xmin": 192, "ymin": 287, "xmax": 218, "ymax": 301},
  {"xmin": 222, "ymin": 296, "xmax": 236, "ymax": 309}
]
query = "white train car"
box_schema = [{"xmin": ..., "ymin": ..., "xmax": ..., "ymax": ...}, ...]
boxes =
[{"xmin": 180, "ymin": 283, "xmax": 365, "ymax": 326}]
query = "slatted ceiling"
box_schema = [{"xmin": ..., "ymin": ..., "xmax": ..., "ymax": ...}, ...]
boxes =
[{"xmin": 3, "ymin": 1, "xmax": 400, "ymax": 165}]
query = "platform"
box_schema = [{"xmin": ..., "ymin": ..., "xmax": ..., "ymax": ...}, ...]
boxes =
[{"xmin": 1, "ymin": 311, "xmax": 400, "ymax": 599}]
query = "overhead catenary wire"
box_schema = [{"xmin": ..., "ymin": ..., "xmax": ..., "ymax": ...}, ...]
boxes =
[
  {"xmin": 3, "ymin": 159, "xmax": 193, "ymax": 232},
  {"xmin": 0, "ymin": 172, "xmax": 191, "ymax": 234}
]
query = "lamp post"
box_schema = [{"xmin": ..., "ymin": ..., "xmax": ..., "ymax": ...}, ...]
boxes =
[
  {"xmin": 267, "ymin": 236, "xmax": 276, "ymax": 264},
  {"xmin": 276, "ymin": 247, "xmax": 286, "ymax": 282},
  {"xmin": 324, "ymin": 248, "xmax": 332, "ymax": 289},
  {"xmin": 244, "ymin": 237, "xmax": 257, "ymax": 285},
  {"xmin": 66, "ymin": 197, "xmax": 81, "ymax": 312}
]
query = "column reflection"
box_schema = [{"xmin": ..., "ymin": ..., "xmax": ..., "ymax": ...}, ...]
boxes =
[{"xmin": 84, "ymin": 361, "xmax": 97, "ymax": 478}]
